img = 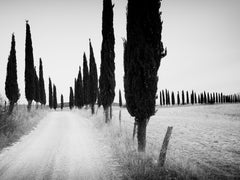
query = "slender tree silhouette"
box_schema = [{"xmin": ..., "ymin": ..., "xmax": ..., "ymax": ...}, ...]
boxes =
[
  {"xmin": 89, "ymin": 39, "xmax": 98, "ymax": 114},
  {"xmin": 99, "ymin": 0, "xmax": 115, "ymax": 123},
  {"xmin": 69, "ymin": 87, "xmax": 74, "ymax": 110},
  {"xmin": 48, "ymin": 78, "xmax": 53, "ymax": 109},
  {"xmin": 33, "ymin": 67, "xmax": 40, "ymax": 108},
  {"xmin": 39, "ymin": 58, "xmax": 46, "ymax": 106},
  {"xmin": 83, "ymin": 53, "xmax": 89, "ymax": 107},
  {"xmin": 119, "ymin": 89, "xmax": 122, "ymax": 107},
  {"xmin": 53, "ymin": 84, "xmax": 57, "ymax": 110},
  {"xmin": 61, "ymin": 94, "xmax": 64, "ymax": 110},
  {"xmin": 24, "ymin": 21, "xmax": 35, "ymax": 111},
  {"xmin": 5, "ymin": 33, "xmax": 20, "ymax": 114}
]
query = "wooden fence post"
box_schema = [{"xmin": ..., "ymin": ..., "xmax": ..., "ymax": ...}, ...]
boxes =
[{"xmin": 158, "ymin": 126, "xmax": 173, "ymax": 167}]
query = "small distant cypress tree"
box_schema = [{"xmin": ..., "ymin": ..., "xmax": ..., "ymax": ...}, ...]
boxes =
[
  {"xmin": 74, "ymin": 78, "xmax": 77, "ymax": 107},
  {"xmin": 190, "ymin": 90, "xmax": 194, "ymax": 105},
  {"xmin": 48, "ymin": 78, "xmax": 53, "ymax": 109},
  {"xmin": 24, "ymin": 21, "xmax": 35, "ymax": 111},
  {"xmin": 53, "ymin": 84, "xmax": 57, "ymax": 110},
  {"xmin": 171, "ymin": 92, "xmax": 175, "ymax": 105},
  {"xmin": 33, "ymin": 67, "xmax": 40, "ymax": 108},
  {"xmin": 89, "ymin": 39, "xmax": 98, "ymax": 114},
  {"xmin": 162, "ymin": 90, "xmax": 165, "ymax": 106},
  {"xmin": 39, "ymin": 58, "xmax": 46, "ymax": 106},
  {"xmin": 186, "ymin": 91, "xmax": 189, "ymax": 104},
  {"xmin": 77, "ymin": 67, "xmax": 84, "ymax": 108},
  {"xmin": 165, "ymin": 89, "xmax": 168, "ymax": 105},
  {"xmin": 204, "ymin": 91, "xmax": 207, "ymax": 104},
  {"xmin": 177, "ymin": 91, "xmax": 180, "ymax": 105},
  {"xmin": 5, "ymin": 33, "xmax": 20, "ymax": 114},
  {"xmin": 119, "ymin": 89, "xmax": 122, "ymax": 107},
  {"xmin": 99, "ymin": 0, "xmax": 115, "ymax": 122},
  {"xmin": 194, "ymin": 92, "xmax": 197, "ymax": 104},
  {"xmin": 83, "ymin": 53, "xmax": 89, "ymax": 106},
  {"xmin": 159, "ymin": 91, "xmax": 162, "ymax": 106},
  {"xmin": 61, "ymin": 94, "xmax": 64, "ymax": 110},
  {"xmin": 182, "ymin": 90, "xmax": 185, "ymax": 105},
  {"xmin": 69, "ymin": 87, "xmax": 74, "ymax": 110},
  {"xmin": 207, "ymin": 92, "xmax": 210, "ymax": 104}
]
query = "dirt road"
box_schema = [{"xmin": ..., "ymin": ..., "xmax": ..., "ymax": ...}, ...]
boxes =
[{"xmin": 0, "ymin": 111, "xmax": 118, "ymax": 180}]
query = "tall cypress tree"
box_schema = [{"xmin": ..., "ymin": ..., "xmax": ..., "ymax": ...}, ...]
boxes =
[
  {"xmin": 25, "ymin": 21, "xmax": 35, "ymax": 111},
  {"xmin": 49, "ymin": 78, "xmax": 53, "ymax": 109},
  {"xmin": 39, "ymin": 58, "xmax": 46, "ymax": 106},
  {"xmin": 119, "ymin": 89, "xmax": 122, "ymax": 107},
  {"xmin": 61, "ymin": 94, "xmax": 64, "ymax": 110},
  {"xmin": 5, "ymin": 33, "xmax": 20, "ymax": 114},
  {"xmin": 89, "ymin": 39, "xmax": 98, "ymax": 114},
  {"xmin": 53, "ymin": 84, "xmax": 57, "ymax": 110},
  {"xmin": 99, "ymin": 0, "xmax": 115, "ymax": 122},
  {"xmin": 124, "ymin": 0, "xmax": 166, "ymax": 152},
  {"xmin": 33, "ymin": 67, "xmax": 40, "ymax": 108},
  {"xmin": 69, "ymin": 87, "xmax": 74, "ymax": 110},
  {"xmin": 83, "ymin": 53, "xmax": 89, "ymax": 106}
]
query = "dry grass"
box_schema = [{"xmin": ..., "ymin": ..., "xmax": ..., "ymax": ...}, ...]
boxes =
[{"xmin": 0, "ymin": 105, "xmax": 47, "ymax": 151}]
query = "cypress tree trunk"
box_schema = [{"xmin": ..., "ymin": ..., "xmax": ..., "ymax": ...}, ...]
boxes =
[
  {"xmin": 104, "ymin": 107, "xmax": 110, "ymax": 123},
  {"xmin": 8, "ymin": 101, "xmax": 14, "ymax": 115},
  {"xmin": 137, "ymin": 118, "xmax": 147, "ymax": 152}
]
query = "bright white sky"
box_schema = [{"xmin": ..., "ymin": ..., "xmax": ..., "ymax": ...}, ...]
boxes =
[{"xmin": 0, "ymin": 0, "xmax": 240, "ymax": 104}]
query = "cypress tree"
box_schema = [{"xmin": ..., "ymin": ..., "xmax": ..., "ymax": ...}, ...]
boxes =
[
  {"xmin": 39, "ymin": 58, "xmax": 46, "ymax": 106},
  {"xmin": 124, "ymin": 0, "xmax": 166, "ymax": 152},
  {"xmin": 5, "ymin": 33, "xmax": 20, "ymax": 114},
  {"xmin": 49, "ymin": 78, "xmax": 53, "ymax": 109},
  {"xmin": 194, "ymin": 92, "xmax": 197, "ymax": 104},
  {"xmin": 53, "ymin": 84, "xmax": 57, "ymax": 110},
  {"xmin": 162, "ymin": 90, "xmax": 165, "ymax": 106},
  {"xmin": 119, "ymin": 89, "xmax": 122, "ymax": 107},
  {"xmin": 77, "ymin": 67, "xmax": 84, "ymax": 108},
  {"xmin": 99, "ymin": 0, "xmax": 115, "ymax": 122},
  {"xmin": 171, "ymin": 92, "xmax": 175, "ymax": 106},
  {"xmin": 182, "ymin": 90, "xmax": 185, "ymax": 105},
  {"xmin": 89, "ymin": 39, "xmax": 98, "ymax": 114},
  {"xmin": 74, "ymin": 78, "xmax": 77, "ymax": 107},
  {"xmin": 177, "ymin": 91, "xmax": 180, "ymax": 105},
  {"xmin": 165, "ymin": 89, "xmax": 168, "ymax": 105},
  {"xmin": 33, "ymin": 67, "xmax": 40, "ymax": 108},
  {"xmin": 24, "ymin": 21, "xmax": 35, "ymax": 111},
  {"xmin": 61, "ymin": 94, "xmax": 64, "ymax": 110},
  {"xmin": 190, "ymin": 90, "xmax": 194, "ymax": 105},
  {"xmin": 83, "ymin": 53, "xmax": 89, "ymax": 106},
  {"xmin": 204, "ymin": 91, "xmax": 207, "ymax": 104},
  {"xmin": 186, "ymin": 91, "xmax": 189, "ymax": 104},
  {"xmin": 69, "ymin": 87, "xmax": 74, "ymax": 110},
  {"xmin": 159, "ymin": 91, "xmax": 162, "ymax": 106}
]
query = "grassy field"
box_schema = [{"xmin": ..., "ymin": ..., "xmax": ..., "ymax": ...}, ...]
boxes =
[
  {"xmin": 85, "ymin": 104, "xmax": 240, "ymax": 179},
  {"xmin": 0, "ymin": 105, "xmax": 47, "ymax": 151}
]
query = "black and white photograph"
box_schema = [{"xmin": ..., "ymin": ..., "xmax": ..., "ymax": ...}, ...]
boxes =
[{"xmin": 0, "ymin": 0, "xmax": 239, "ymax": 179}]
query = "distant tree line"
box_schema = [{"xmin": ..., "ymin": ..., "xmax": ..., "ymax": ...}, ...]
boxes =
[{"xmin": 159, "ymin": 89, "xmax": 240, "ymax": 106}]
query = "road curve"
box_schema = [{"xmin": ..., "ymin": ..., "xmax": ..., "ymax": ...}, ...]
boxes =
[{"xmin": 0, "ymin": 111, "xmax": 119, "ymax": 180}]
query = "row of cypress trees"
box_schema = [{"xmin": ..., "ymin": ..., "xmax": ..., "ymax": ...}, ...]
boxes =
[
  {"xmin": 68, "ymin": 39, "xmax": 98, "ymax": 114},
  {"xmin": 159, "ymin": 90, "xmax": 240, "ymax": 106},
  {"xmin": 4, "ymin": 21, "xmax": 47, "ymax": 114}
]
